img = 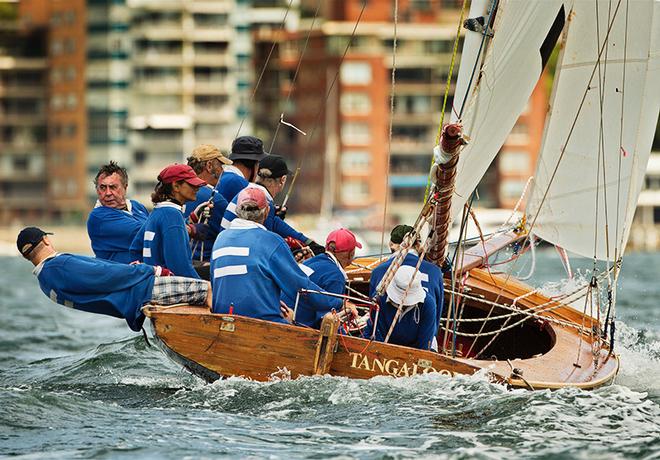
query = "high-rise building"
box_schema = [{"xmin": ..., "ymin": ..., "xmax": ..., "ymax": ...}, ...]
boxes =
[
  {"xmin": 0, "ymin": 0, "xmax": 48, "ymax": 222},
  {"xmin": 47, "ymin": 0, "xmax": 88, "ymax": 220},
  {"xmin": 254, "ymin": 0, "xmax": 547, "ymax": 227},
  {"xmin": 125, "ymin": 0, "xmax": 299, "ymax": 205},
  {"xmin": 86, "ymin": 0, "xmax": 131, "ymax": 200}
]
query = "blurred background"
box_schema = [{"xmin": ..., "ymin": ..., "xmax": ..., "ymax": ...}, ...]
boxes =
[{"xmin": 0, "ymin": 0, "xmax": 658, "ymax": 254}]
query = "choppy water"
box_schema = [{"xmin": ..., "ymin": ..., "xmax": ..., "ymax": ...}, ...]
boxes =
[{"xmin": 1, "ymin": 252, "xmax": 659, "ymax": 459}]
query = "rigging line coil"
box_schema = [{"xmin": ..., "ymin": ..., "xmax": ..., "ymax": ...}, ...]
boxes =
[{"xmin": 424, "ymin": 0, "xmax": 470, "ymax": 203}]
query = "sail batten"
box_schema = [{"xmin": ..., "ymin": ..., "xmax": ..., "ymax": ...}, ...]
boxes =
[{"xmin": 527, "ymin": 0, "xmax": 660, "ymax": 262}]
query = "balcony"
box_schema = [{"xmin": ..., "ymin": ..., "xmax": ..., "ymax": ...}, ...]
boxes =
[
  {"xmin": 134, "ymin": 79, "xmax": 183, "ymax": 94},
  {"xmin": 192, "ymin": 53, "xmax": 233, "ymax": 67},
  {"xmin": 133, "ymin": 51, "xmax": 184, "ymax": 67},
  {"xmin": 194, "ymin": 79, "xmax": 233, "ymax": 94}
]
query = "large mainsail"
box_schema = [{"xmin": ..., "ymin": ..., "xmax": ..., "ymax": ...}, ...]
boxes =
[
  {"xmin": 526, "ymin": 0, "xmax": 660, "ymax": 261},
  {"xmin": 450, "ymin": 0, "xmax": 569, "ymax": 221}
]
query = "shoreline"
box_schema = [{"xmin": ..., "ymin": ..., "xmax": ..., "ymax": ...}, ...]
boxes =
[{"xmin": 0, "ymin": 225, "xmax": 93, "ymax": 256}]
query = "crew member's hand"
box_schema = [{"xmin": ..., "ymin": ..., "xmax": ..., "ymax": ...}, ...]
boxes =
[
  {"xmin": 275, "ymin": 205, "xmax": 287, "ymax": 220},
  {"xmin": 307, "ymin": 240, "xmax": 326, "ymax": 255},
  {"xmin": 294, "ymin": 246, "xmax": 314, "ymax": 263},
  {"xmin": 344, "ymin": 301, "xmax": 359, "ymax": 320},
  {"xmin": 154, "ymin": 266, "xmax": 174, "ymax": 277},
  {"xmin": 280, "ymin": 300, "xmax": 294, "ymax": 324},
  {"xmin": 190, "ymin": 201, "xmax": 213, "ymax": 224}
]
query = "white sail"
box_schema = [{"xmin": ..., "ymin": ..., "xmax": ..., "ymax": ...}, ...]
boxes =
[
  {"xmin": 527, "ymin": 0, "xmax": 660, "ymax": 261},
  {"xmin": 450, "ymin": 0, "xmax": 570, "ymax": 221}
]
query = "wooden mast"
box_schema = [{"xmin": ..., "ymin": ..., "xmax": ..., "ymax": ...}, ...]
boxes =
[{"xmin": 426, "ymin": 123, "xmax": 465, "ymax": 267}]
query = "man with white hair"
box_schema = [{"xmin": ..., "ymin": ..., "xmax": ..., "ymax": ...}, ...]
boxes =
[
  {"xmin": 364, "ymin": 265, "xmax": 437, "ymax": 350},
  {"xmin": 210, "ymin": 187, "xmax": 348, "ymax": 324}
]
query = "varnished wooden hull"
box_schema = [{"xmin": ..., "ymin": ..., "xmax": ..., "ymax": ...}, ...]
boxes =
[{"xmin": 144, "ymin": 304, "xmax": 618, "ymax": 390}]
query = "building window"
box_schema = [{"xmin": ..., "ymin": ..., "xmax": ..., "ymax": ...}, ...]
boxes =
[
  {"xmin": 66, "ymin": 93, "xmax": 78, "ymax": 109},
  {"xmin": 65, "ymin": 66, "xmax": 76, "ymax": 81},
  {"xmin": 499, "ymin": 150, "xmax": 531, "ymax": 174},
  {"xmin": 341, "ymin": 151, "xmax": 371, "ymax": 173},
  {"xmin": 341, "ymin": 122, "xmax": 370, "ymax": 145},
  {"xmin": 340, "ymin": 62, "xmax": 372, "ymax": 85},
  {"xmin": 341, "ymin": 92, "xmax": 371, "ymax": 115},
  {"xmin": 13, "ymin": 157, "xmax": 29, "ymax": 172},
  {"xmin": 507, "ymin": 122, "xmax": 529, "ymax": 144},
  {"xmin": 51, "ymin": 40, "xmax": 63, "ymax": 55},
  {"xmin": 341, "ymin": 180, "xmax": 369, "ymax": 204},
  {"xmin": 654, "ymin": 206, "xmax": 660, "ymax": 224},
  {"xmin": 64, "ymin": 38, "xmax": 75, "ymax": 54},
  {"xmin": 500, "ymin": 179, "xmax": 527, "ymax": 200},
  {"xmin": 51, "ymin": 95, "xmax": 64, "ymax": 110}
]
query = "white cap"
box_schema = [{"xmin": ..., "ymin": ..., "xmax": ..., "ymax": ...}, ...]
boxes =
[{"xmin": 386, "ymin": 265, "xmax": 426, "ymax": 306}]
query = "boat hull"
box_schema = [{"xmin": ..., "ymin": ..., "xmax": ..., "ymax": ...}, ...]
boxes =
[{"xmin": 144, "ymin": 305, "xmax": 618, "ymax": 390}]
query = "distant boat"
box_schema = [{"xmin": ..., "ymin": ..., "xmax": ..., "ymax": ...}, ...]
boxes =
[{"xmin": 145, "ymin": 0, "xmax": 659, "ymax": 390}]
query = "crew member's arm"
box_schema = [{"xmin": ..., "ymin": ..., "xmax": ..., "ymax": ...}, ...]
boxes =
[
  {"xmin": 162, "ymin": 224, "xmax": 201, "ymax": 279},
  {"xmin": 416, "ymin": 297, "xmax": 438, "ymax": 350},
  {"xmin": 269, "ymin": 241, "xmax": 342, "ymax": 313}
]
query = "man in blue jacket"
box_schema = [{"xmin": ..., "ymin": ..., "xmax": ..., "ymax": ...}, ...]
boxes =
[
  {"xmin": 364, "ymin": 265, "xmax": 437, "ymax": 350},
  {"xmin": 370, "ymin": 225, "xmax": 444, "ymax": 328},
  {"xmin": 287, "ymin": 228, "xmax": 361, "ymax": 328},
  {"xmin": 17, "ymin": 227, "xmax": 211, "ymax": 332},
  {"xmin": 87, "ymin": 162, "xmax": 149, "ymax": 264},
  {"xmin": 221, "ymin": 155, "xmax": 319, "ymax": 250},
  {"xmin": 184, "ymin": 144, "xmax": 233, "ymax": 264},
  {"xmin": 217, "ymin": 135, "xmax": 268, "ymax": 202},
  {"xmin": 211, "ymin": 187, "xmax": 350, "ymax": 324}
]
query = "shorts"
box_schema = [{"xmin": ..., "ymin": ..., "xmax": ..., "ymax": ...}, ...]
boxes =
[{"xmin": 150, "ymin": 276, "xmax": 209, "ymax": 306}]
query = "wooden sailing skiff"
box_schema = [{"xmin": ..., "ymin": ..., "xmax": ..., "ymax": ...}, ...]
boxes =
[
  {"xmin": 144, "ymin": 257, "xmax": 619, "ymax": 390},
  {"xmin": 145, "ymin": 0, "xmax": 658, "ymax": 390}
]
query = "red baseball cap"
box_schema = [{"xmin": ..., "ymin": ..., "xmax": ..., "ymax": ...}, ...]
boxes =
[
  {"xmin": 326, "ymin": 228, "xmax": 362, "ymax": 252},
  {"xmin": 158, "ymin": 164, "xmax": 207, "ymax": 187},
  {"xmin": 237, "ymin": 186, "xmax": 269, "ymax": 210}
]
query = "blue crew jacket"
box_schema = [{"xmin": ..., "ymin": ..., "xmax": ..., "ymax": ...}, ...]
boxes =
[
  {"xmin": 87, "ymin": 199, "xmax": 149, "ymax": 264},
  {"xmin": 363, "ymin": 294, "xmax": 437, "ymax": 350},
  {"xmin": 211, "ymin": 218, "xmax": 341, "ymax": 323},
  {"xmin": 283, "ymin": 253, "xmax": 347, "ymax": 328},
  {"xmin": 220, "ymin": 183, "xmax": 309, "ymax": 242},
  {"xmin": 370, "ymin": 251, "xmax": 444, "ymax": 324},
  {"xmin": 218, "ymin": 167, "xmax": 249, "ymax": 202},
  {"xmin": 140, "ymin": 201, "xmax": 200, "ymax": 279},
  {"xmin": 183, "ymin": 184, "xmax": 229, "ymax": 262},
  {"xmin": 33, "ymin": 253, "xmax": 155, "ymax": 331}
]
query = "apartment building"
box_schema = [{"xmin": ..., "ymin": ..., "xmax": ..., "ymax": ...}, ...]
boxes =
[
  {"xmin": 125, "ymin": 0, "xmax": 298, "ymax": 205},
  {"xmin": 86, "ymin": 0, "xmax": 131, "ymax": 196},
  {"xmin": 0, "ymin": 1, "xmax": 48, "ymax": 222}
]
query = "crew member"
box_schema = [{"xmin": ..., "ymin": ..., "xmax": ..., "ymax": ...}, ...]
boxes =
[
  {"xmin": 370, "ymin": 225, "xmax": 444, "ymax": 324},
  {"xmin": 136, "ymin": 164, "xmax": 206, "ymax": 279},
  {"xmin": 286, "ymin": 228, "xmax": 361, "ymax": 328},
  {"xmin": 87, "ymin": 161, "xmax": 148, "ymax": 264},
  {"xmin": 211, "ymin": 187, "xmax": 351, "ymax": 324},
  {"xmin": 221, "ymin": 155, "xmax": 319, "ymax": 251},
  {"xmin": 218, "ymin": 135, "xmax": 268, "ymax": 202},
  {"xmin": 184, "ymin": 144, "xmax": 233, "ymax": 264},
  {"xmin": 364, "ymin": 265, "xmax": 437, "ymax": 350},
  {"xmin": 17, "ymin": 227, "xmax": 211, "ymax": 332}
]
